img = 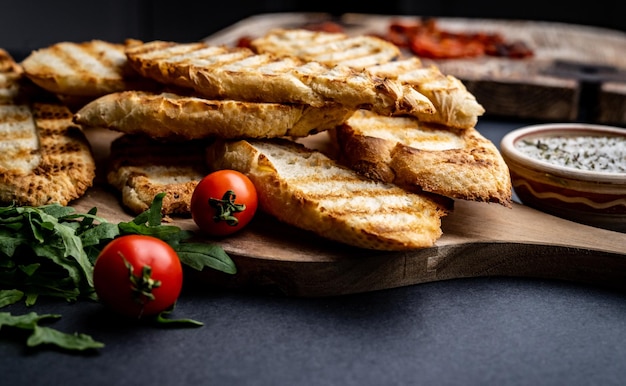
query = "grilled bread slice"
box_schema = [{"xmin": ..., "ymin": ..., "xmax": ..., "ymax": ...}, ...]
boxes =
[
  {"xmin": 73, "ymin": 91, "xmax": 355, "ymax": 140},
  {"xmin": 248, "ymin": 28, "xmax": 401, "ymax": 68},
  {"xmin": 20, "ymin": 39, "xmax": 154, "ymax": 98},
  {"xmin": 107, "ymin": 134, "xmax": 208, "ymax": 216},
  {"xmin": 0, "ymin": 49, "xmax": 25, "ymax": 104},
  {"xmin": 124, "ymin": 41, "xmax": 435, "ymax": 117},
  {"xmin": 335, "ymin": 110, "xmax": 512, "ymax": 207},
  {"xmin": 366, "ymin": 59, "xmax": 485, "ymax": 129},
  {"xmin": 205, "ymin": 138, "xmax": 449, "ymax": 251},
  {"xmin": 250, "ymin": 29, "xmax": 484, "ymax": 129},
  {"xmin": 0, "ymin": 102, "xmax": 95, "ymax": 206}
]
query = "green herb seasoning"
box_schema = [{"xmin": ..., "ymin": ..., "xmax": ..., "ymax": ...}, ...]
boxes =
[{"xmin": 516, "ymin": 135, "xmax": 626, "ymax": 173}]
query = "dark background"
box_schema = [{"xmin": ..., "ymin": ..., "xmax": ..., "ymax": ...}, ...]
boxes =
[{"xmin": 2, "ymin": 1, "xmax": 625, "ymax": 60}]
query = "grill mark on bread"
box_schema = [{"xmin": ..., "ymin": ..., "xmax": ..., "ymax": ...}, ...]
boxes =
[
  {"xmin": 207, "ymin": 138, "xmax": 448, "ymax": 250},
  {"xmin": 367, "ymin": 59, "xmax": 485, "ymax": 128},
  {"xmin": 48, "ymin": 42, "xmax": 121, "ymax": 79},
  {"xmin": 125, "ymin": 41, "xmax": 434, "ymax": 116},
  {"xmin": 0, "ymin": 49, "xmax": 24, "ymax": 104},
  {"xmin": 336, "ymin": 110, "xmax": 512, "ymax": 207},
  {"xmin": 0, "ymin": 105, "xmax": 40, "ymax": 173},
  {"xmin": 0, "ymin": 102, "xmax": 95, "ymax": 206},
  {"xmin": 249, "ymin": 29, "xmax": 401, "ymax": 68},
  {"xmin": 21, "ymin": 40, "xmax": 153, "ymax": 97},
  {"xmin": 250, "ymin": 29, "xmax": 484, "ymax": 128}
]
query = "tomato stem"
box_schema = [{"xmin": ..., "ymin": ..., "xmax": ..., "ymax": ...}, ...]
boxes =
[
  {"xmin": 123, "ymin": 255, "xmax": 161, "ymax": 305},
  {"xmin": 208, "ymin": 190, "xmax": 246, "ymax": 226}
]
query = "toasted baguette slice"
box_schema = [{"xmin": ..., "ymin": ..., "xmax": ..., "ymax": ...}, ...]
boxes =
[
  {"xmin": 125, "ymin": 41, "xmax": 434, "ymax": 117},
  {"xmin": 205, "ymin": 138, "xmax": 449, "ymax": 250},
  {"xmin": 251, "ymin": 29, "xmax": 484, "ymax": 129},
  {"xmin": 0, "ymin": 102, "xmax": 95, "ymax": 206},
  {"xmin": 20, "ymin": 39, "xmax": 154, "ymax": 97},
  {"xmin": 248, "ymin": 28, "xmax": 401, "ymax": 68},
  {"xmin": 107, "ymin": 134, "xmax": 208, "ymax": 216},
  {"xmin": 366, "ymin": 59, "xmax": 485, "ymax": 129},
  {"xmin": 0, "ymin": 49, "xmax": 24, "ymax": 104},
  {"xmin": 335, "ymin": 110, "xmax": 512, "ymax": 207},
  {"xmin": 0, "ymin": 48, "xmax": 21, "ymax": 74},
  {"xmin": 74, "ymin": 91, "xmax": 355, "ymax": 140}
]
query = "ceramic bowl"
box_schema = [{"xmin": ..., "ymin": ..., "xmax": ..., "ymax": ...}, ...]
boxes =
[{"xmin": 500, "ymin": 123, "xmax": 626, "ymax": 233}]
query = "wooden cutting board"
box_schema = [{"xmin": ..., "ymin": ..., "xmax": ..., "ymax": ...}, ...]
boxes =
[
  {"xmin": 205, "ymin": 12, "xmax": 626, "ymax": 126},
  {"xmin": 73, "ymin": 127, "xmax": 626, "ymax": 297}
]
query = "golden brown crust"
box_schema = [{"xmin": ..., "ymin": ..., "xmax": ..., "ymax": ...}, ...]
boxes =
[
  {"xmin": 0, "ymin": 49, "xmax": 26, "ymax": 105},
  {"xmin": 107, "ymin": 134, "xmax": 209, "ymax": 216},
  {"xmin": 250, "ymin": 29, "xmax": 484, "ymax": 129},
  {"xmin": 335, "ymin": 110, "xmax": 512, "ymax": 207},
  {"xmin": 74, "ymin": 91, "xmax": 356, "ymax": 140},
  {"xmin": 249, "ymin": 28, "xmax": 402, "ymax": 68},
  {"xmin": 0, "ymin": 102, "xmax": 96, "ymax": 206},
  {"xmin": 206, "ymin": 138, "xmax": 449, "ymax": 251},
  {"xmin": 21, "ymin": 40, "xmax": 155, "ymax": 97},
  {"xmin": 366, "ymin": 60, "xmax": 485, "ymax": 129},
  {"xmin": 124, "ymin": 41, "xmax": 435, "ymax": 117}
]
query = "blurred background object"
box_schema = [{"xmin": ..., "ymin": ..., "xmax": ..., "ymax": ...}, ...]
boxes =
[{"xmin": 1, "ymin": 1, "xmax": 625, "ymax": 60}]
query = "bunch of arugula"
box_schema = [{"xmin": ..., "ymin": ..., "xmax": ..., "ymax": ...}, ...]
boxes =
[{"xmin": 0, "ymin": 193, "xmax": 236, "ymax": 351}]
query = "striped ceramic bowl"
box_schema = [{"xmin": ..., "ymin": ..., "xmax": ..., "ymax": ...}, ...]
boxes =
[{"xmin": 500, "ymin": 123, "xmax": 626, "ymax": 233}]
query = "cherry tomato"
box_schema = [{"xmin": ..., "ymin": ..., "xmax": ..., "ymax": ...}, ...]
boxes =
[
  {"xmin": 190, "ymin": 170, "xmax": 258, "ymax": 237},
  {"xmin": 93, "ymin": 235, "xmax": 183, "ymax": 319}
]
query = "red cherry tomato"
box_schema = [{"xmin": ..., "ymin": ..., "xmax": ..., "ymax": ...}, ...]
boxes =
[
  {"xmin": 190, "ymin": 170, "xmax": 258, "ymax": 237},
  {"xmin": 93, "ymin": 235, "xmax": 183, "ymax": 319}
]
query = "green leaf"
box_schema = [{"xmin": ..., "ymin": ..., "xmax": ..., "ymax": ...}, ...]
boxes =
[
  {"xmin": 79, "ymin": 222, "xmax": 119, "ymax": 247},
  {"xmin": 0, "ymin": 311, "xmax": 60, "ymax": 329},
  {"xmin": 175, "ymin": 242, "xmax": 237, "ymax": 274},
  {"xmin": 19, "ymin": 263, "xmax": 39, "ymax": 276},
  {"xmin": 0, "ymin": 312, "xmax": 103, "ymax": 351},
  {"xmin": 0, "ymin": 231, "xmax": 27, "ymax": 256},
  {"xmin": 148, "ymin": 192, "xmax": 166, "ymax": 227},
  {"xmin": 40, "ymin": 204, "xmax": 76, "ymax": 218},
  {"xmin": 27, "ymin": 325, "xmax": 104, "ymax": 350},
  {"xmin": 25, "ymin": 293, "xmax": 38, "ymax": 306},
  {"xmin": 155, "ymin": 314, "xmax": 204, "ymax": 327},
  {"xmin": 154, "ymin": 307, "xmax": 203, "ymax": 327},
  {"xmin": 0, "ymin": 289, "xmax": 23, "ymax": 308},
  {"xmin": 118, "ymin": 222, "xmax": 183, "ymax": 240}
]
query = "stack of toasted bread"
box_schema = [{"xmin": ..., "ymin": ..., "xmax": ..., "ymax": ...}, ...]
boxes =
[{"xmin": 0, "ymin": 28, "xmax": 512, "ymax": 251}]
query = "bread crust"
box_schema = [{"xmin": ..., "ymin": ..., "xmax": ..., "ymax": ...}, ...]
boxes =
[
  {"xmin": 74, "ymin": 91, "xmax": 356, "ymax": 140},
  {"xmin": 249, "ymin": 28, "xmax": 402, "ymax": 68},
  {"xmin": 367, "ymin": 60, "xmax": 485, "ymax": 129},
  {"xmin": 206, "ymin": 138, "xmax": 449, "ymax": 251},
  {"xmin": 0, "ymin": 49, "xmax": 27, "ymax": 105},
  {"xmin": 335, "ymin": 110, "xmax": 512, "ymax": 207},
  {"xmin": 125, "ymin": 41, "xmax": 435, "ymax": 117},
  {"xmin": 107, "ymin": 134, "xmax": 209, "ymax": 216},
  {"xmin": 250, "ymin": 29, "xmax": 485, "ymax": 129},
  {"xmin": 0, "ymin": 102, "xmax": 95, "ymax": 206},
  {"xmin": 21, "ymin": 40, "xmax": 153, "ymax": 97}
]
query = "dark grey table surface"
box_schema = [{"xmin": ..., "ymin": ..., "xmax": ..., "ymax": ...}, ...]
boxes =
[{"xmin": 3, "ymin": 119, "xmax": 626, "ymax": 386}]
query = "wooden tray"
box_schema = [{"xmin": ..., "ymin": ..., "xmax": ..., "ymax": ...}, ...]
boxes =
[
  {"xmin": 73, "ymin": 128, "xmax": 626, "ymax": 297},
  {"xmin": 204, "ymin": 12, "xmax": 626, "ymax": 126}
]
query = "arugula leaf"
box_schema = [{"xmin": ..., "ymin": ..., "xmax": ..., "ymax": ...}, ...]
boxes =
[
  {"xmin": 0, "ymin": 312, "xmax": 104, "ymax": 351},
  {"xmin": 117, "ymin": 193, "xmax": 237, "ymax": 275},
  {"xmin": 0, "ymin": 289, "xmax": 23, "ymax": 307},
  {"xmin": 27, "ymin": 325, "xmax": 104, "ymax": 351},
  {"xmin": 155, "ymin": 307, "xmax": 204, "ymax": 327},
  {"xmin": 0, "ymin": 194, "xmax": 236, "ymax": 307},
  {"xmin": 176, "ymin": 242, "xmax": 237, "ymax": 273},
  {"xmin": 0, "ymin": 193, "xmax": 237, "ymax": 353}
]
